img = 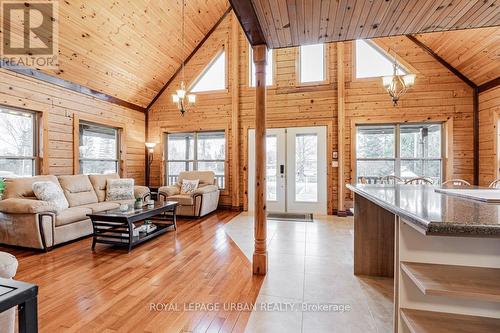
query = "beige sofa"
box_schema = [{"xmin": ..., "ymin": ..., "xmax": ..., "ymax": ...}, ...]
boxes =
[
  {"xmin": 159, "ymin": 171, "xmax": 220, "ymax": 217},
  {"xmin": 0, "ymin": 174, "xmax": 150, "ymax": 250}
]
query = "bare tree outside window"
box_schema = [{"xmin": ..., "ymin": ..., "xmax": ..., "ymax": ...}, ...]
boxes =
[
  {"xmin": 0, "ymin": 108, "xmax": 37, "ymax": 177},
  {"xmin": 166, "ymin": 131, "xmax": 225, "ymax": 188},
  {"xmin": 79, "ymin": 122, "xmax": 119, "ymax": 175}
]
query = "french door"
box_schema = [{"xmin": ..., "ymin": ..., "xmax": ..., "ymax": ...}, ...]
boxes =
[{"xmin": 248, "ymin": 126, "xmax": 327, "ymax": 215}]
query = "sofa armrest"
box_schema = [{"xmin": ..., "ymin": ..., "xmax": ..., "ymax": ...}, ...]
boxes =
[
  {"xmin": 193, "ymin": 184, "xmax": 219, "ymax": 195},
  {"xmin": 134, "ymin": 185, "xmax": 150, "ymax": 202},
  {"xmin": 0, "ymin": 198, "xmax": 58, "ymax": 214},
  {"xmin": 159, "ymin": 185, "xmax": 180, "ymax": 197}
]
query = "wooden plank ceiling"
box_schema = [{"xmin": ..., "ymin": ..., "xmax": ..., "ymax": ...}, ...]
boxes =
[
  {"xmin": 43, "ymin": 0, "xmax": 229, "ymax": 108},
  {"xmin": 249, "ymin": 0, "xmax": 500, "ymax": 49},
  {"xmin": 414, "ymin": 27, "xmax": 500, "ymax": 86}
]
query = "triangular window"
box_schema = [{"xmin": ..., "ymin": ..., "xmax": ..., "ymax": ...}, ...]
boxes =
[
  {"xmin": 355, "ymin": 40, "xmax": 408, "ymax": 79},
  {"xmin": 190, "ymin": 51, "xmax": 226, "ymax": 93}
]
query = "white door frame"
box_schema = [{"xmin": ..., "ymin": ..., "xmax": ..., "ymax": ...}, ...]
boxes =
[{"xmin": 248, "ymin": 126, "xmax": 327, "ymax": 215}]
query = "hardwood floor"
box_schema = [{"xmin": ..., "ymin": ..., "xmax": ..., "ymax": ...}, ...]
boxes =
[{"xmin": 1, "ymin": 210, "xmax": 263, "ymax": 333}]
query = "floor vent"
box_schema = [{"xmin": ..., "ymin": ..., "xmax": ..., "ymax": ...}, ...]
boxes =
[{"xmin": 267, "ymin": 212, "xmax": 313, "ymax": 222}]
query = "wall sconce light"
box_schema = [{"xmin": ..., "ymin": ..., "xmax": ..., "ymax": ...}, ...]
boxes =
[
  {"xmin": 145, "ymin": 142, "xmax": 157, "ymax": 187},
  {"xmin": 145, "ymin": 142, "xmax": 156, "ymax": 153}
]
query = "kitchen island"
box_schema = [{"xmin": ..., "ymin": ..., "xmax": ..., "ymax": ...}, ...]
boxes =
[{"xmin": 347, "ymin": 184, "xmax": 500, "ymax": 333}]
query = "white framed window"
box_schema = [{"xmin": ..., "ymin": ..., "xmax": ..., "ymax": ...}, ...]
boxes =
[
  {"xmin": 249, "ymin": 46, "xmax": 273, "ymax": 87},
  {"xmin": 299, "ymin": 43, "xmax": 326, "ymax": 83},
  {"xmin": 190, "ymin": 51, "xmax": 226, "ymax": 93},
  {"xmin": 79, "ymin": 121, "xmax": 119, "ymax": 175},
  {"xmin": 166, "ymin": 131, "xmax": 226, "ymax": 189},
  {"xmin": 355, "ymin": 39, "xmax": 409, "ymax": 79},
  {"xmin": 0, "ymin": 106, "xmax": 38, "ymax": 177},
  {"xmin": 356, "ymin": 123, "xmax": 443, "ymax": 184}
]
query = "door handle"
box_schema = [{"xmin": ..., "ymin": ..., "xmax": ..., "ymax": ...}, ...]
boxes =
[{"xmin": 280, "ymin": 164, "xmax": 285, "ymax": 174}]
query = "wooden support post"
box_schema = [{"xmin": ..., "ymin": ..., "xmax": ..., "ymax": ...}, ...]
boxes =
[
  {"xmin": 337, "ymin": 42, "xmax": 346, "ymax": 216},
  {"xmin": 231, "ymin": 13, "xmax": 241, "ymax": 210},
  {"xmin": 253, "ymin": 44, "xmax": 268, "ymax": 275}
]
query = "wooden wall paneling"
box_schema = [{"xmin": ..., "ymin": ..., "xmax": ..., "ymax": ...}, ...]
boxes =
[
  {"xmin": 478, "ymin": 86, "xmax": 500, "ymax": 186},
  {"xmin": 231, "ymin": 13, "xmax": 241, "ymax": 209},
  {"xmin": 0, "ymin": 69, "xmax": 145, "ymax": 184}
]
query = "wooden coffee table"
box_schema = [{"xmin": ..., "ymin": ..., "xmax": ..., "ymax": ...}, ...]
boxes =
[{"xmin": 88, "ymin": 201, "xmax": 178, "ymax": 252}]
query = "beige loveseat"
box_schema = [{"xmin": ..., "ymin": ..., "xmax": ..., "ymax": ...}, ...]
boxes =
[
  {"xmin": 0, "ymin": 174, "xmax": 150, "ymax": 250},
  {"xmin": 159, "ymin": 171, "xmax": 220, "ymax": 217}
]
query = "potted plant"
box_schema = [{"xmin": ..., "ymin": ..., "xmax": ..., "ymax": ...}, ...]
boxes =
[{"xmin": 134, "ymin": 196, "xmax": 143, "ymax": 209}]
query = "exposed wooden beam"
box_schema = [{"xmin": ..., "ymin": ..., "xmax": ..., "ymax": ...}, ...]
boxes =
[
  {"xmin": 406, "ymin": 36, "xmax": 477, "ymax": 89},
  {"xmin": 228, "ymin": 0, "xmax": 267, "ymax": 46},
  {"xmin": 0, "ymin": 60, "xmax": 146, "ymax": 112},
  {"xmin": 252, "ymin": 44, "xmax": 268, "ymax": 275},
  {"xmin": 145, "ymin": 7, "xmax": 232, "ymax": 112},
  {"xmin": 407, "ymin": 35, "xmax": 480, "ymax": 185},
  {"xmin": 478, "ymin": 77, "xmax": 500, "ymax": 94}
]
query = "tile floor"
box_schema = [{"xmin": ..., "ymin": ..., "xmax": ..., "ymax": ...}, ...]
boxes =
[{"xmin": 224, "ymin": 213, "xmax": 393, "ymax": 333}]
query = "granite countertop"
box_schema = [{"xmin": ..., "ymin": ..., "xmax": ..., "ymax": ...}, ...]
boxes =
[{"xmin": 346, "ymin": 184, "xmax": 500, "ymax": 237}]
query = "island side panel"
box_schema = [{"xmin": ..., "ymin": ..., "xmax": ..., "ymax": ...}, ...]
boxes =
[{"xmin": 353, "ymin": 193, "xmax": 396, "ymax": 277}]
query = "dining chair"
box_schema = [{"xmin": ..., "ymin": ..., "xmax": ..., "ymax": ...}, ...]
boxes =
[
  {"xmin": 404, "ymin": 177, "xmax": 434, "ymax": 185},
  {"xmin": 379, "ymin": 175, "xmax": 404, "ymax": 184},
  {"xmin": 489, "ymin": 179, "xmax": 500, "ymax": 188},
  {"xmin": 442, "ymin": 179, "xmax": 471, "ymax": 186}
]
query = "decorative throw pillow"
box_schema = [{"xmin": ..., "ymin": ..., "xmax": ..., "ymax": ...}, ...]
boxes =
[
  {"xmin": 180, "ymin": 179, "xmax": 199, "ymax": 194},
  {"xmin": 106, "ymin": 178, "xmax": 134, "ymax": 201},
  {"xmin": 32, "ymin": 181, "xmax": 69, "ymax": 213}
]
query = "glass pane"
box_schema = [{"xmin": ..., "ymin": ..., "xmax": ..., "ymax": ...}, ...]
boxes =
[
  {"xmin": 400, "ymin": 160, "xmax": 423, "ymax": 180},
  {"xmin": 168, "ymin": 133, "xmax": 194, "ymax": 160},
  {"xmin": 295, "ymin": 134, "xmax": 317, "ymax": 202},
  {"xmin": 198, "ymin": 161, "xmax": 225, "ymax": 188},
  {"xmin": 167, "ymin": 161, "xmax": 194, "ymax": 185},
  {"xmin": 356, "ymin": 160, "xmax": 395, "ymax": 183},
  {"xmin": 266, "ymin": 135, "xmax": 277, "ymax": 201},
  {"xmin": 250, "ymin": 47, "xmax": 273, "ymax": 87},
  {"xmin": 300, "ymin": 44, "xmax": 325, "ymax": 83},
  {"xmin": 400, "ymin": 124, "xmax": 441, "ymax": 158},
  {"xmin": 0, "ymin": 109, "xmax": 35, "ymax": 157},
  {"xmin": 0, "ymin": 159, "xmax": 34, "ymax": 177},
  {"xmin": 356, "ymin": 125, "xmax": 395, "ymax": 158},
  {"xmin": 190, "ymin": 51, "xmax": 226, "ymax": 93},
  {"xmin": 197, "ymin": 132, "xmax": 225, "ymax": 160},
  {"xmin": 424, "ymin": 160, "xmax": 441, "ymax": 184},
  {"xmin": 80, "ymin": 160, "xmax": 117, "ymax": 175},
  {"xmin": 355, "ymin": 40, "xmax": 407, "ymax": 78},
  {"xmin": 79, "ymin": 122, "xmax": 117, "ymax": 160}
]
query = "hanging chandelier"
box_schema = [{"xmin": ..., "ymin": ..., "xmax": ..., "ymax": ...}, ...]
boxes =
[
  {"xmin": 382, "ymin": 58, "xmax": 416, "ymax": 106},
  {"xmin": 172, "ymin": 0, "xmax": 195, "ymax": 116}
]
